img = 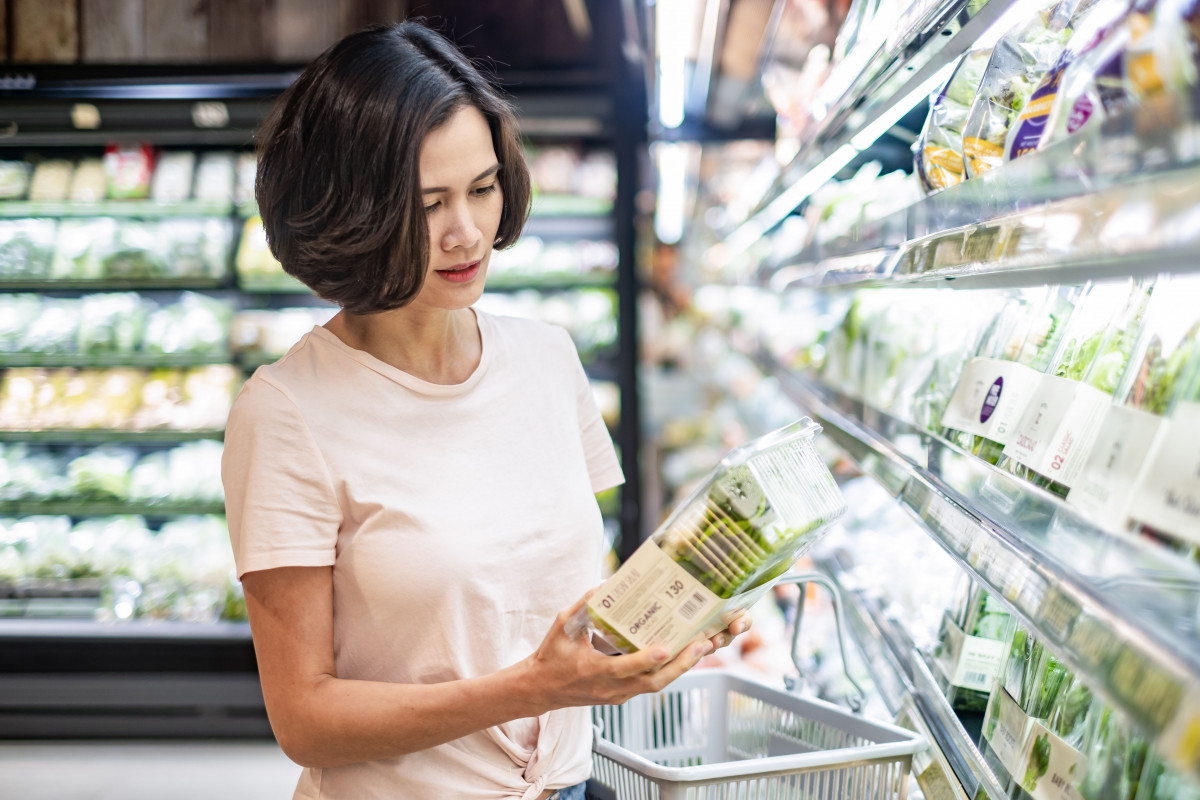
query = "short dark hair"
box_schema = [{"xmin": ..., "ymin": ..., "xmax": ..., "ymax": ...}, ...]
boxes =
[{"xmin": 254, "ymin": 21, "xmax": 532, "ymax": 313}]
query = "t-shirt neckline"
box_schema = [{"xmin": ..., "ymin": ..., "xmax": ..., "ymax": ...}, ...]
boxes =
[{"xmin": 307, "ymin": 308, "xmax": 493, "ymax": 397}]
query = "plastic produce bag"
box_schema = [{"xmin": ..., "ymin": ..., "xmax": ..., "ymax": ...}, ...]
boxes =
[
  {"xmin": 573, "ymin": 418, "xmax": 845, "ymax": 657},
  {"xmin": 77, "ymin": 293, "xmax": 148, "ymax": 355},
  {"xmin": 962, "ymin": 0, "xmax": 1080, "ymax": 178},
  {"xmin": 0, "ymin": 218, "xmax": 57, "ymax": 277},
  {"xmin": 0, "ymin": 160, "xmax": 31, "ymax": 199},
  {"xmin": 916, "ymin": 48, "xmax": 992, "ymax": 192},
  {"xmin": 1000, "ymin": 278, "xmax": 1154, "ymax": 495},
  {"xmin": 1005, "ymin": 0, "xmax": 1136, "ymax": 160}
]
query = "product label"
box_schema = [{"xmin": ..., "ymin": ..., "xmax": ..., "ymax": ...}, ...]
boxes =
[
  {"xmin": 1067, "ymin": 94, "xmax": 1096, "ymax": 134},
  {"xmin": 963, "ymin": 136, "xmax": 1004, "ymax": 176},
  {"xmin": 1008, "ymin": 66, "xmax": 1065, "ymax": 161},
  {"xmin": 954, "ymin": 634, "xmax": 1009, "ymax": 692},
  {"xmin": 1001, "ymin": 375, "xmax": 1113, "ymax": 488},
  {"xmin": 1019, "ymin": 721, "xmax": 1084, "ymax": 800},
  {"xmin": 942, "ymin": 358, "xmax": 1043, "ymax": 444},
  {"xmin": 586, "ymin": 539, "xmax": 724, "ymax": 655},
  {"xmin": 1066, "ymin": 404, "xmax": 1166, "ymax": 522},
  {"xmin": 984, "ymin": 686, "xmax": 1035, "ymax": 778},
  {"xmin": 1127, "ymin": 402, "xmax": 1200, "ymax": 546},
  {"xmin": 939, "ymin": 613, "xmax": 1007, "ymax": 692}
]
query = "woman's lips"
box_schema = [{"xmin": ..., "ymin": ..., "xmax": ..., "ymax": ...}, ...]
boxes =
[{"xmin": 435, "ymin": 260, "xmax": 481, "ymax": 283}]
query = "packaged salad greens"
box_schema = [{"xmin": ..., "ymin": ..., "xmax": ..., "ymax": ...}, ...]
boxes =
[
  {"xmin": 1077, "ymin": 704, "xmax": 1152, "ymax": 800},
  {"xmin": 1069, "ymin": 274, "xmax": 1200, "ymax": 529},
  {"xmin": 935, "ymin": 586, "xmax": 1015, "ymax": 713},
  {"xmin": 916, "ymin": 47, "xmax": 993, "ymax": 192},
  {"xmin": 573, "ymin": 418, "xmax": 845, "ymax": 657},
  {"xmin": 943, "ymin": 285, "xmax": 1081, "ymax": 464},
  {"xmin": 1040, "ymin": 0, "xmax": 1148, "ymax": 147},
  {"xmin": 941, "ymin": 288, "xmax": 1051, "ymax": 452},
  {"xmin": 1001, "ymin": 278, "xmax": 1154, "ymax": 496},
  {"xmin": 962, "ymin": 0, "xmax": 1081, "ymax": 177},
  {"xmin": 1125, "ymin": 333, "xmax": 1200, "ymax": 549},
  {"xmin": 1134, "ymin": 752, "xmax": 1200, "ymax": 800},
  {"xmin": 1005, "ymin": 0, "xmax": 1137, "ymax": 161},
  {"xmin": 1122, "ymin": 0, "xmax": 1200, "ymax": 107}
]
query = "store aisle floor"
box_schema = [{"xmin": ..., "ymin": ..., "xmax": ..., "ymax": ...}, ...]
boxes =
[{"xmin": 0, "ymin": 740, "xmax": 302, "ymax": 799}]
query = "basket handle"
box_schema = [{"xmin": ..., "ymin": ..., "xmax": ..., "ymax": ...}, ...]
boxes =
[{"xmin": 774, "ymin": 572, "xmax": 868, "ymax": 713}]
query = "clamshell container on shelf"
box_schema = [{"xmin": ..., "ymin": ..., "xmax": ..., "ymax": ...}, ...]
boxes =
[{"xmin": 573, "ymin": 418, "xmax": 846, "ymax": 658}]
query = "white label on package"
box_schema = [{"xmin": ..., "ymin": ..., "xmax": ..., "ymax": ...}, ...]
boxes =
[
  {"xmin": 984, "ymin": 686, "xmax": 1034, "ymax": 778},
  {"xmin": 942, "ymin": 358, "xmax": 1043, "ymax": 444},
  {"xmin": 952, "ymin": 634, "xmax": 1008, "ymax": 692},
  {"xmin": 586, "ymin": 540, "xmax": 724, "ymax": 655},
  {"xmin": 1067, "ymin": 405, "xmax": 1166, "ymax": 522},
  {"xmin": 1020, "ymin": 721, "xmax": 1083, "ymax": 800},
  {"xmin": 1128, "ymin": 402, "xmax": 1200, "ymax": 546},
  {"xmin": 1001, "ymin": 375, "xmax": 1113, "ymax": 488}
]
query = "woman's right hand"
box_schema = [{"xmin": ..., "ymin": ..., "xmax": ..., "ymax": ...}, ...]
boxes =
[{"xmin": 519, "ymin": 592, "xmax": 714, "ymax": 710}]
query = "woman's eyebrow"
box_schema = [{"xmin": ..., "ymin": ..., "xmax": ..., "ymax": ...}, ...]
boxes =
[{"xmin": 421, "ymin": 163, "xmax": 501, "ymax": 194}]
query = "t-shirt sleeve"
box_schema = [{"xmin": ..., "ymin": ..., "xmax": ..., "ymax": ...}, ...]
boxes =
[
  {"xmin": 221, "ymin": 375, "xmax": 341, "ymax": 578},
  {"xmin": 558, "ymin": 327, "xmax": 624, "ymax": 494}
]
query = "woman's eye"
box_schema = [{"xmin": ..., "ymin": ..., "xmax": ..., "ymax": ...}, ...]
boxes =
[
  {"xmin": 473, "ymin": 184, "xmax": 497, "ymax": 197},
  {"xmin": 423, "ymin": 202, "xmax": 439, "ymax": 214}
]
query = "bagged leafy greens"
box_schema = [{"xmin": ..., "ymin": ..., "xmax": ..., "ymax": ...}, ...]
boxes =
[
  {"xmin": 962, "ymin": 0, "xmax": 1080, "ymax": 178},
  {"xmin": 1000, "ymin": 278, "xmax": 1154, "ymax": 496},
  {"xmin": 1067, "ymin": 274, "xmax": 1200, "ymax": 528},
  {"xmin": 1005, "ymin": 0, "xmax": 1137, "ymax": 160},
  {"xmin": 916, "ymin": 48, "xmax": 992, "ymax": 192}
]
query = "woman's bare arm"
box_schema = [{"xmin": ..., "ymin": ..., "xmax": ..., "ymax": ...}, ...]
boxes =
[{"xmin": 242, "ymin": 565, "xmax": 719, "ymax": 768}]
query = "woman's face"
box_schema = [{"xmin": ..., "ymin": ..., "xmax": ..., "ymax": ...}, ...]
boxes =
[{"xmin": 413, "ymin": 104, "xmax": 504, "ymax": 311}]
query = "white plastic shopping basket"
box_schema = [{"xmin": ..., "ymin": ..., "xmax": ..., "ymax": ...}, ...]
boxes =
[{"xmin": 586, "ymin": 575, "xmax": 925, "ymax": 800}]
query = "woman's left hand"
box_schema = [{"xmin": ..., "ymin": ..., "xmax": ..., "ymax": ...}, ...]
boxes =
[{"xmin": 706, "ymin": 612, "xmax": 752, "ymax": 653}]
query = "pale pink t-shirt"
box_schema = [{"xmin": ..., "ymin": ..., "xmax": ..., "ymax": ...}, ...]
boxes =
[{"xmin": 222, "ymin": 309, "xmax": 624, "ymax": 800}]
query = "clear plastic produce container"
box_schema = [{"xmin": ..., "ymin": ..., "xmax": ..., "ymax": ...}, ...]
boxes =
[{"xmin": 573, "ymin": 417, "xmax": 846, "ymax": 658}]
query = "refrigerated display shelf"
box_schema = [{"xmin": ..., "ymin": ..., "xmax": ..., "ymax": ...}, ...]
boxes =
[
  {"xmin": 757, "ymin": 357, "xmax": 1200, "ymax": 778},
  {"xmin": 815, "ymin": 550, "xmax": 1010, "ymax": 800},
  {"xmin": 0, "ymin": 277, "xmax": 231, "ymax": 292},
  {"xmin": 484, "ymin": 273, "xmax": 618, "ymax": 292},
  {"xmin": 0, "ymin": 200, "xmax": 235, "ymax": 218},
  {"xmin": 0, "ymin": 352, "xmax": 233, "ymax": 369},
  {"xmin": 767, "ymin": 109, "xmax": 1200, "ymax": 292},
  {"xmin": 522, "ymin": 213, "xmax": 613, "ymax": 241},
  {"xmin": 0, "ymin": 501, "xmax": 225, "ymax": 517},
  {"xmin": 0, "ymin": 430, "xmax": 224, "ymax": 445},
  {"xmin": 0, "ymin": 618, "xmax": 250, "ymax": 641}
]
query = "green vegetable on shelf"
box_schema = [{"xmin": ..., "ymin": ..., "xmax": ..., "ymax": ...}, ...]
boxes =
[{"xmin": 1023, "ymin": 731, "xmax": 1053, "ymax": 792}]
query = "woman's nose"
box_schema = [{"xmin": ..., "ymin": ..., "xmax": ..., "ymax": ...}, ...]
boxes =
[{"xmin": 440, "ymin": 202, "xmax": 481, "ymax": 250}]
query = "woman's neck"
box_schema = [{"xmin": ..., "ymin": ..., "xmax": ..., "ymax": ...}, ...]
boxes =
[{"xmin": 325, "ymin": 306, "xmax": 481, "ymax": 385}]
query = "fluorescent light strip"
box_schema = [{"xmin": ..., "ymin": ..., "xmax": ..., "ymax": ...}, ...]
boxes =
[
  {"xmin": 655, "ymin": 142, "xmax": 689, "ymax": 244},
  {"xmin": 657, "ymin": 0, "xmax": 690, "ymax": 128},
  {"xmin": 724, "ymin": 60, "xmax": 956, "ymax": 259}
]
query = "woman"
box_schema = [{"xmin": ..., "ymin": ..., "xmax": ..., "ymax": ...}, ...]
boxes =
[{"xmin": 222, "ymin": 20, "xmax": 749, "ymax": 800}]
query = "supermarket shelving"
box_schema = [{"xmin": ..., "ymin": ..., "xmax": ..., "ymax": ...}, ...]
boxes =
[
  {"xmin": 749, "ymin": 349, "xmax": 1200, "ymax": 780},
  {"xmin": 672, "ymin": 7, "xmax": 1200, "ymax": 792}
]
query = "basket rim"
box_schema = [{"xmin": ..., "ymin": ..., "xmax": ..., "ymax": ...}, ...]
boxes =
[{"xmin": 591, "ymin": 670, "xmax": 925, "ymax": 783}]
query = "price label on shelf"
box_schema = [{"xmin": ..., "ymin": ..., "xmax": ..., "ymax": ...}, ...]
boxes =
[
  {"xmin": 1106, "ymin": 646, "xmax": 1186, "ymax": 732},
  {"xmin": 1001, "ymin": 375, "xmax": 1112, "ymax": 489},
  {"xmin": 1067, "ymin": 404, "xmax": 1166, "ymax": 524},
  {"xmin": 942, "ymin": 358, "xmax": 1043, "ymax": 445},
  {"xmin": 1036, "ymin": 585, "xmax": 1081, "ymax": 642},
  {"xmin": 1127, "ymin": 402, "xmax": 1200, "ymax": 547}
]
